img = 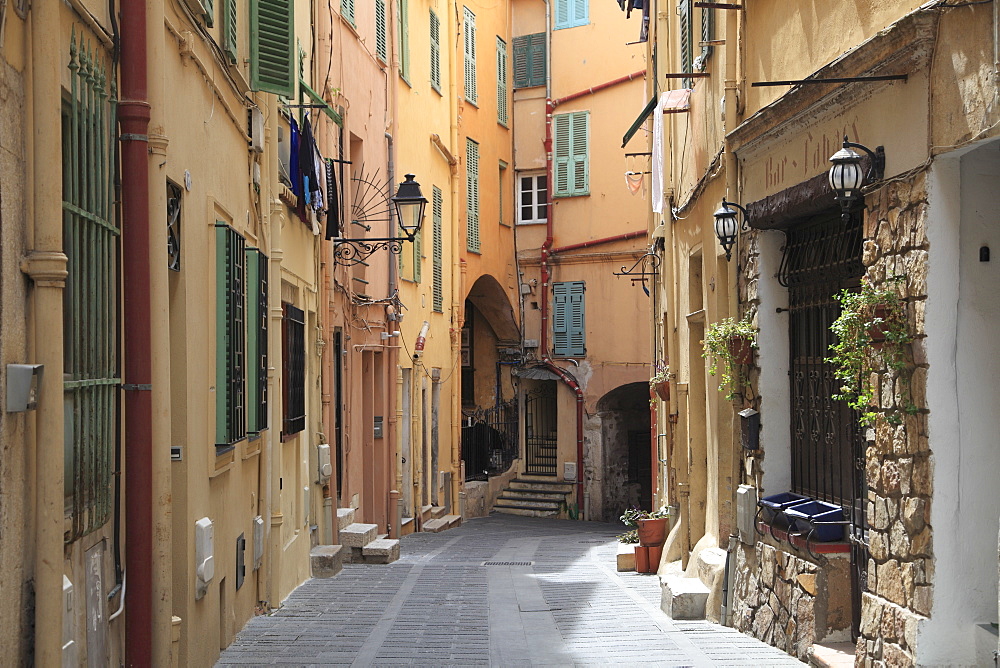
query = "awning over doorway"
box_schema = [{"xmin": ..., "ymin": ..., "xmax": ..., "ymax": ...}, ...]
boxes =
[
  {"xmin": 621, "ymin": 89, "xmax": 691, "ymax": 148},
  {"xmin": 513, "ymin": 366, "xmax": 564, "ymax": 382}
]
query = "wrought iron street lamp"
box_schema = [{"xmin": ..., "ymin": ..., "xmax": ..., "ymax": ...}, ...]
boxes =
[
  {"xmin": 713, "ymin": 198, "xmax": 750, "ymax": 262},
  {"xmin": 828, "ymin": 136, "xmax": 884, "ymax": 219},
  {"xmin": 333, "ymin": 173, "xmax": 428, "ymax": 266}
]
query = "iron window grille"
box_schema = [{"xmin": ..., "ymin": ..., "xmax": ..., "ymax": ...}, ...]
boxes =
[
  {"xmin": 282, "ymin": 302, "xmax": 306, "ymax": 437},
  {"xmin": 216, "ymin": 224, "xmax": 248, "ymax": 449}
]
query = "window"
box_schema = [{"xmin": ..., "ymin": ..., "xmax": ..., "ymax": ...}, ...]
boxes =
[
  {"xmin": 552, "ymin": 281, "xmax": 586, "ymax": 357},
  {"xmin": 466, "ymin": 138, "xmax": 480, "ymax": 252},
  {"xmin": 282, "ymin": 303, "xmax": 306, "ymax": 437},
  {"xmin": 499, "ymin": 161, "xmax": 508, "ymax": 225},
  {"xmin": 222, "ymin": 0, "xmax": 238, "ymax": 63},
  {"xmin": 513, "ymin": 33, "xmax": 546, "ymax": 88},
  {"xmin": 63, "ymin": 40, "xmax": 118, "ymax": 541},
  {"xmin": 554, "ymin": 0, "xmax": 588, "ymax": 30},
  {"xmin": 496, "ymin": 37, "xmax": 508, "ymax": 126},
  {"xmin": 430, "ymin": 10, "xmax": 441, "ymax": 92},
  {"xmin": 463, "ymin": 7, "xmax": 477, "ymax": 104},
  {"xmin": 432, "ymin": 186, "xmax": 444, "ymax": 312},
  {"xmin": 251, "ymin": 0, "xmax": 295, "ymax": 97},
  {"xmin": 167, "ymin": 181, "xmax": 182, "ymax": 271},
  {"xmin": 553, "ymin": 111, "xmax": 589, "ymax": 197},
  {"xmin": 341, "ymin": 0, "xmax": 355, "ymax": 26},
  {"xmin": 517, "ymin": 172, "xmax": 548, "ymax": 224},
  {"xmin": 677, "ymin": 0, "xmax": 714, "ymax": 87},
  {"xmin": 398, "ymin": 0, "xmax": 410, "ymax": 83},
  {"xmin": 216, "ymin": 224, "xmax": 248, "ymax": 448},
  {"xmin": 246, "ymin": 248, "xmax": 269, "ymax": 434},
  {"xmin": 375, "ymin": 0, "xmax": 387, "ymax": 62},
  {"xmin": 693, "ymin": 6, "xmax": 714, "ymax": 71}
]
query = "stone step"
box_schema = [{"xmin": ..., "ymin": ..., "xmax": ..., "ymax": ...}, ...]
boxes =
[
  {"xmin": 661, "ymin": 574, "xmax": 710, "ymax": 620},
  {"xmin": 340, "ymin": 523, "xmax": 378, "ymax": 548},
  {"xmin": 310, "ymin": 544, "xmax": 344, "ymax": 578},
  {"xmin": 361, "ymin": 538, "xmax": 400, "ymax": 564},
  {"xmin": 493, "ymin": 504, "xmax": 559, "ymax": 518},
  {"xmin": 420, "ymin": 504, "xmax": 434, "ymax": 522},
  {"xmin": 616, "ymin": 542, "xmax": 637, "ymax": 572},
  {"xmin": 337, "ymin": 508, "xmax": 356, "ymax": 530},
  {"xmin": 443, "ymin": 514, "xmax": 462, "ymax": 529},
  {"xmin": 430, "ymin": 505, "xmax": 447, "ymax": 519},
  {"xmin": 496, "ymin": 494, "xmax": 562, "ymax": 510},
  {"xmin": 508, "ymin": 479, "xmax": 575, "ymax": 494},
  {"xmin": 400, "ymin": 517, "xmax": 415, "ymax": 536},
  {"xmin": 422, "ymin": 518, "xmax": 449, "ymax": 533}
]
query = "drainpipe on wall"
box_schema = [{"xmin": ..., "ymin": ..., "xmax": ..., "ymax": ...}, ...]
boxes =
[
  {"xmin": 26, "ymin": 0, "xmax": 66, "ymax": 663},
  {"xmin": 119, "ymin": 0, "xmax": 154, "ymax": 662},
  {"xmin": 449, "ymin": 2, "xmax": 465, "ymax": 517},
  {"xmin": 540, "ymin": 55, "xmax": 647, "ymax": 518}
]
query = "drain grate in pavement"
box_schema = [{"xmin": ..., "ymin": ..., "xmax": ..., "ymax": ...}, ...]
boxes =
[{"xmin": 481, "ymin": 561, "xmax": 534, "ymax": 566}]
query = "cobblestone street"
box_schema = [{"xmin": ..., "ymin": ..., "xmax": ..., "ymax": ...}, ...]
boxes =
[{"xmin": 218, "ymin": 514, "xmax": 805, "ymax": 666}]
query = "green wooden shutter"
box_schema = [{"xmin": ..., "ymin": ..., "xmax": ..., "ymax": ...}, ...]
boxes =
[
  {"xmin": 552, "ymin": 281, "xmax": 585, "ymax": 356},
  {"xmin": 216, "ymin": 224, "xmax": 247, "ymax": 447},
  {"xmin": 497, "ymin": 37, "xmax": 508, "ymax": 126},
  {"xmin": 466, "ymin": 138, "xmax": 480, "ymax": 253},
  {"xmin": 464, "ymin": 7, "xmax": 477, "ymax": 104},
  {"xmin": 513, "ymin": 36, "xmax": 529, "ymax": 88},
  {"xmin": 202, "ymin": 0, "xmax": 216, "ymax": 27},
  {"xmin": 554, "ymin": 112, "xmax": 589, "ymax": 197},
  {"xmin": 555, "ymin": 0, "xmax": 587, "ymax": 29},
  {"xmin": 399, "ymin": 0, "xmax": 410, "ymax": 81},
  {"xmin": 514, "ymin": 33, "xmax": 546, "ymax": 88},
  {"xmin": 413, "ymin": 228, "xmax": 423, "ymax": 282},
  {"xmin": 251, "ymin": 0, "xmax": 295, "ymax": 97},
  {"xmin": 341, "ymin": 0, "xmax": 355, "ymax": 26},
  {"xmin": 430, "ymin": 10, "xmax": 441, "ymax": 92},
  {"xmin": 432, "ymin": 186, "xmax": 443, "ymax": 312},
  {"xmin": 223, "ymin": 0, "xmax": 238, "ymax": 63},
  {"xmin": 375, "ymin": 0, "xmax": 387, "ymax": 61},
  {"xmin": 694, "ymin": 7, "xmax": 714, "ymax": 71},
  {"xmin": 679, "ymin": 0, "xmax": 693, "ymax": 87}
]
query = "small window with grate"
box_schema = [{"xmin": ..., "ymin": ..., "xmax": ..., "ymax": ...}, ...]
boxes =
[
  {"xmin": 282, "ymin": 303, "xmax": 306, "ymax": 438},
  {"xmin": 216, "ymin": 224, "xmax": 248, "ymax": 450}
]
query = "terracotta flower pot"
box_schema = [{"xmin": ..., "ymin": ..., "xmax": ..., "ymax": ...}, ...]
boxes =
[
  {"xmin": 634, "ymin": 545, "xmax": 650, "ymax": 573},
  {"xmin": 637, "ymin": 517, "xmax": 668, "ymax": 547},
  {"xmin": 867, "ymin": 304, "xmax": 891, "ymax": 349},
  {"xmin": 653, "ymin": 380, "xmax": 669, "ymax": 401},
  {"xmin": 727, "ymin": 335, "xmax": 754, "ymax": 365},
  {"xmin": 647, "ymin": 545, "xmax": 663, "ymax": 573}
]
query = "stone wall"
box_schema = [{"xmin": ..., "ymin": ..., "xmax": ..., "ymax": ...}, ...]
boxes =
[
  {"xmin": 732, "ymin": 540, "xmax": 851, "ymax": 661},
  {"xmin": 854, "ymin": 174, "xmax": 933, "ymax": 668}
]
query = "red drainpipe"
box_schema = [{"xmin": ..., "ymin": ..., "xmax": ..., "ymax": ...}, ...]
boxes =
[
  {"xmin": 119, "ymin": 1, "xmax": 153, "ymax": 664},
  {"xmin": 549, "ymin": 230, "xmax": 646, "ymax": 255},
  {"xmin": 539, "ymin": 70, "xmax": 647, "ymax": 518}
]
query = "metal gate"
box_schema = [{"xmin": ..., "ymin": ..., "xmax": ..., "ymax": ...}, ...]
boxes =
[
  {"xmin": 780, "ymin": 211, "xmax": 868, "ymax": 640},
  {"xmin": 525, "ymin": 383, "xmax": 558, "ymax": 476},
  {"xmin": 461, "ymin": 399, "xmax": 518, "ymax": 481}
]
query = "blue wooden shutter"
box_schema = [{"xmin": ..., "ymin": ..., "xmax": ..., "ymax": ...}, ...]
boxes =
[
  {"xmin": 375, "ymin": 0, "xmax": 387, "ymax": 61},
  {"xmin": 555, "ymin": 0, "xmax": 588, "ymax": 29},
  {"xmin": 552, "ymin": 281, "xmax": 585, "ymax": 356},
  {"xmin": 251, "ymin": 0, "xmax": 294, "ymax": 97},
  {"xmin": 430, "ymin": 10, "xmax": 441, "ymax": 91}
]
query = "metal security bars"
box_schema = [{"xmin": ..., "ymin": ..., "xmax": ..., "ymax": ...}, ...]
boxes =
[
  {"xmin": 282, "ymin": 303, "xmax": 306, "ymax": 437},
  {"xmin": 461, "ymin": 399, "xmax": 518, "ymax": 481},
  {"xmin": 216, "ymin": 224, "xmax": 248, "ymax": 448},
  {"xmin": 525, "ymin": 383, "xmax": 558, "ymax": 475},
  {"xmin": 62, "ymin": 33, "xmax": 119, "ymax": 542},
  {"xmin": 247, "ymin": 248, "xmax": 268, "ymax": 433}
]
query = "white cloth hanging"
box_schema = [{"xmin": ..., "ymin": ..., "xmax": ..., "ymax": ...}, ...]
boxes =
[{"xmin": 652, "ymin": 92, "xmax": 671, "ymax": 214}]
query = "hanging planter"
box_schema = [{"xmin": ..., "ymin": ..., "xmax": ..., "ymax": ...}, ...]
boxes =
[
  {"xmin": 653, "ymin": 380, "xmax": 670, "ymax": 401},
  {"xmin": 727, "ymin": 335, "xmax": 754, "ymax": 365},
  {"xmin": 649, "ymin": 362, "xmax": 670, "ymax": 403},
  {"xmin": 703, "ymin": 316, "xmax": 758, "ymax": 401},
  {"xmin": 866, "ymin": 304, "xmax": 891, "ymax": 349}
]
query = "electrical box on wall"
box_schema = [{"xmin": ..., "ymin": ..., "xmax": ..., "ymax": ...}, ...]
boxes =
[
  {"xmin": 374, "ymin": 416, "xmax": 383, "ymax": 439},
  {"xmin": 194, "ymin": 517, "xmax": 214, "ymax": 600},
  {"xmin": 317, "ymin": 443, "xmax": 332, "ymax": 482},
  {"xmin": 563, "ymin": 462, "xmax": 577, "ymax": 481},
  {"xmin": 6, "ymin": 363, "xmax": 43, "ymax": 412},
  {"xmin": 736, "ymin": 484, "xmax": 758, "ymax": 546},
  {"xmin": 739, "ymin": 408, "xmax": 760, "ymax": 451}
]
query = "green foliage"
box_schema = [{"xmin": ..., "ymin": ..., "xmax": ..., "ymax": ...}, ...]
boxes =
[
  {"xmin": 826, "ymin": 278, "xmax": 915, "ymax": 426},
  {"xmin": 702, "ymin": 316, "xmax": 757, "ymax": 401},
  {"xmin": 619, "ymin": 506, "xmax": 668, "ymax": 528},
  {"xmin": 617, "ymin": 529, "xmax": 639, "ymax": 544},
  {"xmin": 649, "ymin": 360, "xmax": 670, "ymax": 405}
]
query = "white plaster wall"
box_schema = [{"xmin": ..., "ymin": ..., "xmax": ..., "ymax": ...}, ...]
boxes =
[
  {"xmin": 921, "ymin": 144, "xmax": 1000, "ymax": 666},
  {"xmin": 756, "ymin": 229, "xmax": 792, "ymax": 496}
]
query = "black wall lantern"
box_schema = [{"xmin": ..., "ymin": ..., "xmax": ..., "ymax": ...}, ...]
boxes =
[
  {"xmin": 828, "ymin": 136, "xmax": 885, "ymax": 220},
  {"xmin": 334, "ymin": 173, "xmax": 428, "ymax": 266},
  {"xmin": 713, "ymin": 198, "xmax": 750, "ymax": 262}
]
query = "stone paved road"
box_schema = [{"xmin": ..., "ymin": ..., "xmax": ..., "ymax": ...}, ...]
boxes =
[{"xmin": 218, "ymin": 514, "xmax": 804, "ymax": 667}]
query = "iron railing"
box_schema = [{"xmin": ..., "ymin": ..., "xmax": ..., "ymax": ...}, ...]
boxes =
[
  {"xmin": 525, "ymin": 383, "xmax": 558, "ymax": 476},
  {"xmin": 62, "ymin": 31, "xmax": 118, "ymax": 541},
  {"xmin": 461, "ymin": 399, "xmax": 518, "ymax": 481}
]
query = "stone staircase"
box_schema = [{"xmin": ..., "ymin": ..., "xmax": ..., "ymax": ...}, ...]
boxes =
[
  {"xmin": 493, "ymin": 478, "xmax": 574, "ymax": 517},
  {"xmin": 418, "ymin": 504, "xmax": 462, "ymax": 533},
  {"xmin": 335, "ymin": 507, "xmax": 400, "ymax": 565}
]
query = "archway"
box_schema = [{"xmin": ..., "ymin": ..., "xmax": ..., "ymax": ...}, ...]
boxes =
[{"xmin": 596, "ymin": 382, "xmax": 653, "ymax": 522}]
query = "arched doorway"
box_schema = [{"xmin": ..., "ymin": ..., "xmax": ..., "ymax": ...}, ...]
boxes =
[{"xmin": 596, "ymin": 382, "xmax": 653, "ymax": 522}]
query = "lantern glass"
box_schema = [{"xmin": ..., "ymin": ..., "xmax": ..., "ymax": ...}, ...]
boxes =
[
  {"xmin": 829, "ymin": 147, "xmax": 864, "ymax": 199},
  {"xmin": 714, "ymin": 208, "xmax": 738, "ymax": 241},
  {"xmin": 391, "ymin": 174, "xmax": 428, "ymax": 237}
]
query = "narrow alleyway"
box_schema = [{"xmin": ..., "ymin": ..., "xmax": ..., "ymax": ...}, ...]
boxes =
[{"xmin": 217, "ymin": 514, "xmax": 805, "ymax": 666}]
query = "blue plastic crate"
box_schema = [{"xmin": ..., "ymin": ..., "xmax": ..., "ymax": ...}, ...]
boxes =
[
  {"xmin": 758, "ymin": 492, "xmax": 811, "ymax": 525},
  {"xmin": 784, "ymin": 500, "xmax": 846, "ymax": 542}
]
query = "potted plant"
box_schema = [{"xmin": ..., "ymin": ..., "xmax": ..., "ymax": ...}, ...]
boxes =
[
  {"xmin": 649, "ymin": 361, "xmax": 670, "ymax": 402},
  {"xmin": 702, "ymin": 316, "xmax": 758, "ymax": 401},
  {"xmin": 620, "ymin": 507, "xmax": 670, "ymax": 573},
  {"xmin": 826, "ymin": 277, "xmax": 915, "ymax": 426}
]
